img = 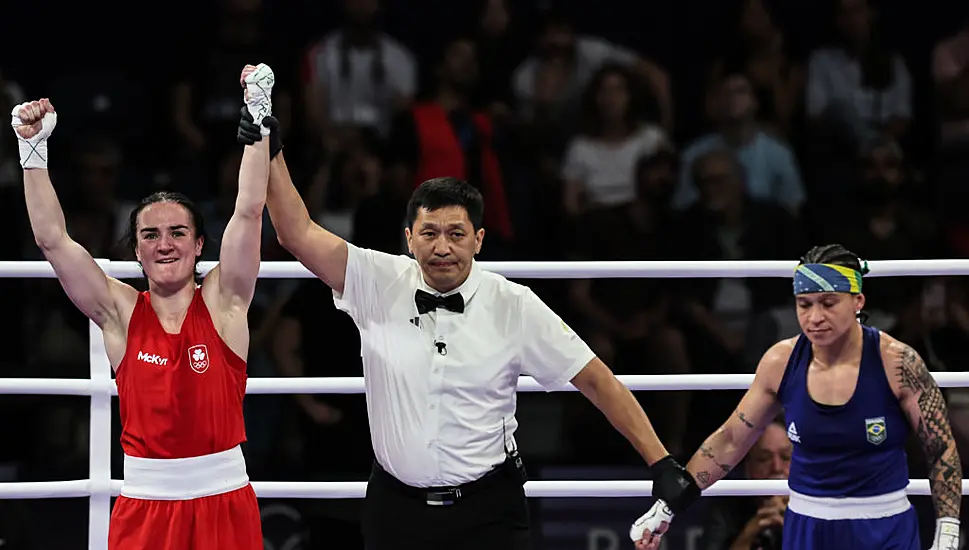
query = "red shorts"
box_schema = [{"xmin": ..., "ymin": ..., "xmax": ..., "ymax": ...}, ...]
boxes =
[{"xmin": 108, "ymin": 484, "xmax": 263, "ymax": 550}]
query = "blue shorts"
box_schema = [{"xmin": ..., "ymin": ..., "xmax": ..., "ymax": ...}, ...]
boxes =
[{"xmin": 782, "ymin": 505, "xmax": 920, "ymax": 550}]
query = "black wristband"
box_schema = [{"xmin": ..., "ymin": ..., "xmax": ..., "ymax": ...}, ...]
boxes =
[{"xmin": 651, "ymin": 455, "xmax": 701, "ymax": 514}]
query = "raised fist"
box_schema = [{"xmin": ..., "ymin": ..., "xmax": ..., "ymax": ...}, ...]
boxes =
[
  {"xmin": 239, "ymin": 64, "xmax": 274, "ymax": 134},
  {"xmin": 11, "ymin": 99, "xmax": 57, "ymax": 169},
  {"xmin": 12, "ymin": 99, "xmax": 56, "ymax": 141},
  {"xmin": 240, "ymin": 64, "xmax": 274, "ymax": 104}
]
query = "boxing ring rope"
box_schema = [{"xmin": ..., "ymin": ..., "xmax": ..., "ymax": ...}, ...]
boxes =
[{"xmin": 1, "ymin": 259, "xmax": 968, "ymax": 549}]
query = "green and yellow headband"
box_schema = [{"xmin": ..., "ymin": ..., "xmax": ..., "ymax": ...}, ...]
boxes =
[{"xmin": 793, "ymin": 263, "xmax": 863, "ymax": 295}]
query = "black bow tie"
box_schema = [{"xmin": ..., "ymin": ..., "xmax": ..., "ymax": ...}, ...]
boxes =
[{"xmin": 415, "ymin": 289, "xmax": 465, "ymax": 314}]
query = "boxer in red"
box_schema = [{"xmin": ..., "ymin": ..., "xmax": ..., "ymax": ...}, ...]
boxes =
[{"xmin": 11, "ymin": 63, "xmax": 276, "ymax": 549}]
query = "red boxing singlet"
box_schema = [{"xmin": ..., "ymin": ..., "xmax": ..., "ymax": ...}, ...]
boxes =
[{"xmin": 115, "ymin": 288, "xmax": 248, "ymax": 459}]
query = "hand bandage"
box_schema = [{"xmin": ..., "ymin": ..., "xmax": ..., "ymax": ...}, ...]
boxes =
[
  {"xmin": 629, "ymin": 499, "xmax": 673, "ymax": 542},
  {"xmin": 930, "ymin": 517, "xmax": 959, "ymax": 550},
  {"xmin": 241, "ymin": 64, "xmax": 275, "ymax": 135},
  {"xmin": 11, "ymin": 103, "xmax": 57, "ymax": 169}
]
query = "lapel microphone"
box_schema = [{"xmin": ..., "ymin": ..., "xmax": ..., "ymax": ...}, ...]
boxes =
[{"xmin": 434, "ymin": 340, "xmax": 447, "ymax": 356}]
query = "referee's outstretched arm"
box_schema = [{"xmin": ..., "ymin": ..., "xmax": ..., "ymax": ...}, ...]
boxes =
[
  {"xmin": 264, "ymin": 151, "xmax": 350, "ymax": 294},
  {"xmin": 571, "ymin": 358, "xmax": 673, "ymax": 466}
]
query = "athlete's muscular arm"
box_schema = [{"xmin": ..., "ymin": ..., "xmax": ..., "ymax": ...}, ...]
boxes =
[
  {"xmin": 210, "ymin": 134, "xmax": 270, "ymax": 313},
  {"xmin": 890, "ymin": 341, "xmax": 962, "ymax": 519},
  {"xmin": 17, "ymin": 100, "xmax": 134, "ymax": 331},
  {"xmin": 266, "ymin": 152, "xmax": 349, "ymax": 293},
  {"xmin": 686, "ymin": 340, "xmax": 789, "ymax": 488}
]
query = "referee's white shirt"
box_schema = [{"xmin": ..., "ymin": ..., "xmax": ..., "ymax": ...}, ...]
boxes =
[{"xmin": 333, "ymin": 243, "xmax": 596, "ymax": 487}]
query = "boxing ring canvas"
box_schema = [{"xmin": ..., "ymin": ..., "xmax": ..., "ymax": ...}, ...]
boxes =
[{"xmin": 0, "ymin": 258, "xmax": 968, "ymax": 549}]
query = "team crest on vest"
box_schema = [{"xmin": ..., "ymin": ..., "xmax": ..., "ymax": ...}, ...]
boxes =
[
  {"xmin": 188, "ymin": 344, "xmax": 209, "ymax": 374},
  {"xmin": 865, "ymin": 417, "xmax": 887, "ymax": 445}
]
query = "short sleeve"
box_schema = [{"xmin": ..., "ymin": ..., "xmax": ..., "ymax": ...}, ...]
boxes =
[
  {"xmin": 561, "ymin": 138, "xmax": 588, "ymax": 183},
  {"xmin": 332, "ymin": 243, "xmax": 413, "ymax": 323},
  {"xmin": 518, "ymin": 289, "xmax": 596, "ymax": 390}
]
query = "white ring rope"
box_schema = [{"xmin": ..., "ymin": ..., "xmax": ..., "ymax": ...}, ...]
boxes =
[
  {"xmin": 0, "ymin": 479, "xmax": 962, "ymax": 500},
  {"xmin": 6, "ymin": 372, "xmax": 969, "ymax": 395},
  {"xmin": 2, "ymin": 259, "xmax": 966, "ymax": 548},
  {"xmin": 1, "ymin": 258, "xmax": 969, "ymax": 279}
]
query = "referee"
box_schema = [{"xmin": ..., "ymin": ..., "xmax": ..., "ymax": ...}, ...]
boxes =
[{"xmin": 238, "ymin": 114, "xmax": 699, "ymax": 550}]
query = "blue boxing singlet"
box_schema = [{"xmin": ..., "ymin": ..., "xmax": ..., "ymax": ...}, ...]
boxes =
[
  {"xmin": 777, "ymin": 324, "xmax": 909, "ymax": 497},
  {"xmin": 776, "ymin": 325, "xmax": 919, "ymax": 550}
]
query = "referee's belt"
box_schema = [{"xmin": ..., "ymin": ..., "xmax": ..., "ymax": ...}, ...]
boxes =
[{"xmin": 372, "ymin": 458, "xmax": 519, "ymax": 506}]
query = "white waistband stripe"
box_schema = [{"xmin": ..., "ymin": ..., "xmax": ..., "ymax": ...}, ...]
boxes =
[
  {"xmin": 788, "ymin": 489, "xmax": 911, "ymax": 520},
  {"xmin": 121, "ymin": 445, "xmax": 249, "ymax": 500}
]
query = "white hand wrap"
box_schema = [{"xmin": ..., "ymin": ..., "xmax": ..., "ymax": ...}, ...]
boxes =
[
  {"xmin": 10, "ymin": 103, "xmax": 57, "ymax": 169},
  {"xmin": 242, "ymin": 63, "xmax": 274, "ymax": 135},
  {"xmin": 930, "ymin": 517, "xmax": 960, "ymax": 550},
  {"xmin": 629, "ymin": 499, "xmax": 674, "ymax": 542}
]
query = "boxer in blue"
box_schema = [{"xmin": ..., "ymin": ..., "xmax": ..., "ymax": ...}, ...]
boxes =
[{"xmin": 631, "ymin": 244, "xmax": 962, "ymax": 550}]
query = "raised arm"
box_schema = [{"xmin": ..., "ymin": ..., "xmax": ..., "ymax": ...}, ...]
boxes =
[
  {"xmin": 209, "ymin": 65, "xmax": 274, "ymax": 315},
  {"xmin": 237, "ymin": 102, "xmax": 349, "ymax": 293},
  {"xmin": 14, "ymin": 99, "xmax": 133, "ymax": 330},
  {"xmin": 266, "ymin": 149, "xmax": 348, "ymax": 292},
  {"xmin": 889, "ymin": 341, "xmax": 962, "ymax": 522},
  {"xmin": 686, "ymin": 340, "xmax": 789, "ymax": 489}
]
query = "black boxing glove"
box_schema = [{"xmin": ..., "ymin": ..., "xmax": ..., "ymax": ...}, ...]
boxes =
[
  {"xmin": 650, "ymin": 455, "xmax": 701, "ymax": 514},
  {"xmin": 237, "ymin": 107, "xmax": 282, "ymax": 159}
]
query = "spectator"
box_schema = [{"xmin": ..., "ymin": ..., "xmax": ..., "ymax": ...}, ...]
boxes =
[
  {"xmin": 676, "ymin": 71, "xmax": 805, "ymax": 214},
  {"xmin": 672, "ymin": 149, "xmax": 805, "ymax": 376},
  {"xmin": 561, "ymin": 63, "xmax": 668, "ymax": 218},
  {"xmin": 705, "ymin": 0, "xmax": 805, "ymax": 138},
  {"xmin": 512, "ymin": 8, "xmax": 672, "ymax": 132},
  {"xmin": 699, "ymin": 418, "xmax": 791, "ymax": 550},
  {"xmin": 468, "ymin": 0, "xmax": 527, "ymax": 119},
  {"xmin": 302, "ymin": 0, "xmax": 417, "ymax": 148},
  {"xmin": 932, "ymin": 17, "xmax": 969, "ymax": 147},
  {"xmin": 381, "ymin": 36, "xmax": 514, "ymax": 250},
  {"xmin": 805, "ymin": 0, "xmax": 912, "ymax": 150},
  {"xmin": 566, "ymin": 148, "xmax": 690, "ymax": 455}
]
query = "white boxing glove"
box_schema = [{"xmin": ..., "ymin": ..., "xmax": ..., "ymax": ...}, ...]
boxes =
[
  {"xmin": 929, "ymin": 517, "xmax": 960, "ymax": 550},
  {"xmin": 11, "ymin": 100, "xmax": 57, "ymax": 169},
  {"xmin": 630, "ymin": 499, "xmax": 674, "ymax": 543}
]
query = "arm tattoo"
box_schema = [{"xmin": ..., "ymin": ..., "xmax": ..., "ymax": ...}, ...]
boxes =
[
  {"xmin": 700, "ymin": 445, "xmax": 733, "ymax": 474},
  {"xmin": 736, "ymin": 410, "xmax": 755, "ymax": 429},
  {"xmin": 896, "ymin": 345, "xmax": 962, "ymax": 518},
  {"xmin": 695, "ymin": 471, "xmax": 712, "ymax": 486}
]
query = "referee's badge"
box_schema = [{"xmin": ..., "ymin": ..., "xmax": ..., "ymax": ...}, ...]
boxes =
[{"xmin": 865, "ymin": 417, "xmax": 887, "ymax": 445}]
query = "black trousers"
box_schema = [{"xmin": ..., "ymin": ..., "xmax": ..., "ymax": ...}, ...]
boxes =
[{"xmin": 362, "ymin": 460, "xmax": 531, "ymax": 550}]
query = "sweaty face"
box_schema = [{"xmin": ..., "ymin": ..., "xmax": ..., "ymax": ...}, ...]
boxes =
[
  {"xmin": 405, "ymin": 206, "xmax": 483, "ymax": 294},
  {"xmin": 795, "ymin": 292, "xmax": 865, "ymax": 346},
  {"xmin": 745, "ymin": 423, "xmax": 792, "ymax": 480},
  {"xmin": 134, "ymin": 202, "xmax": 203, "ymax": 289}
]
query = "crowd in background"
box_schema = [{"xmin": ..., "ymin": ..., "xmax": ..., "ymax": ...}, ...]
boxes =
[{"xmin": 2, "ymin": 0, "xmax": 969, "ymax": 547}]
